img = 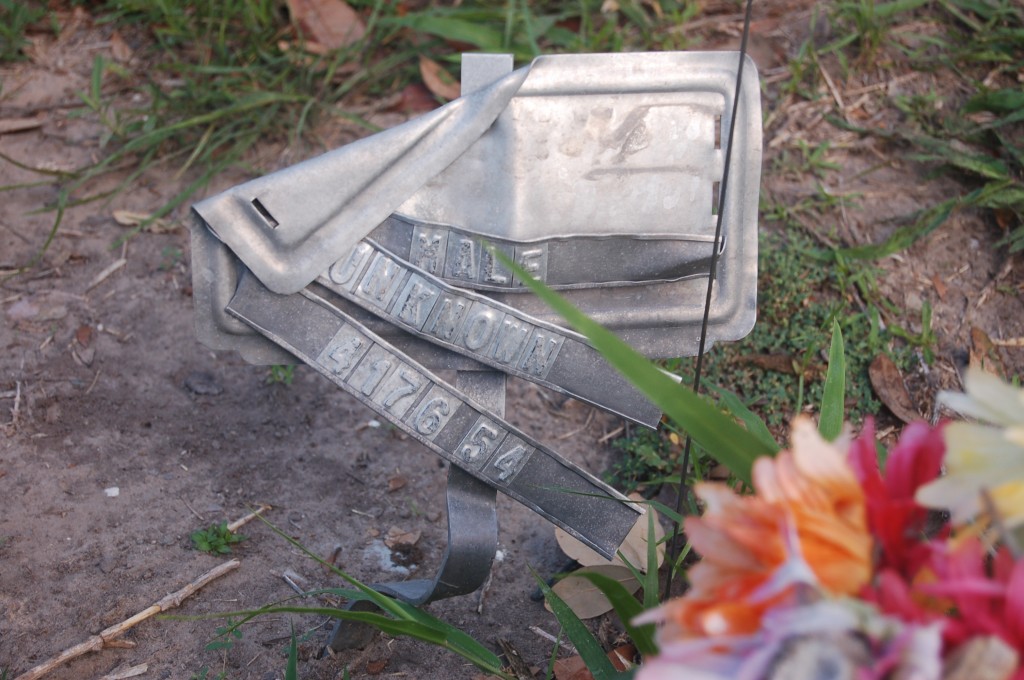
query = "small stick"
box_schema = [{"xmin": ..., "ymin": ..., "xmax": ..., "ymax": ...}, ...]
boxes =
[
  {"xmin": 85, "ymin": 369, "xmax": 103, "ymax": 396},
  {"xmin": 86, "ymin": 258, "xmax": 127, "ymax": 292},
  {"xmin": 475, "ymin": 570, "xmax": 493, "ymax": 615},
  {"xmin": 556, "ymin": 409, "xmax": 595, "ymax": 441},
  {"xmin": 227, "ymin": 504, "xmax": 272, "ymax": 533},
  {"xmin": 817, "ymin": 60, "xmax": 846, "ymax": 112},
  {"xmin": 11, "ymin": 380, "xmax": 20, "ymax": 426},
  {"xmin": 15, "ymin": 559, "xmax": 240, "ymax": 680},
  {"xmin": 599, "ymin": 425, "xmax": 624, "ymax": 444},
  {"xmin": 281, "ymin": 568, "xmax": 309, "ymax": 595},
  {"xmin": 529, "ymin": 626, "xmax": 576, "ymax": 655},
  {"xmin": 180, "ymin": 496, "xmax": 205, "ymax": 522}
]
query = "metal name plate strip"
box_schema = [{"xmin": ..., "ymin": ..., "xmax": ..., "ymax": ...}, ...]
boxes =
[
  {"xmin": 226, "ymin": 272, "xmax": 643, "ymax": 559},
  {"xmin": 368, "ymin": 215, "xmax": 718, "ymax": 292},
  {"xmin": 315, "ymin": 239, "xmax": 664, "ymax": 429}
]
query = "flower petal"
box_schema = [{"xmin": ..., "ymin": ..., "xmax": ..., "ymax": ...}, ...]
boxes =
[{"xmin": 939, "ymin": 368, "xmax": 1024, "ymax": 426}]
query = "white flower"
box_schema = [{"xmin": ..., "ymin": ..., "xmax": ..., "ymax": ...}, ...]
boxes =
[{"xmin": 916, "ymin": 369, "xmax": 1024, "ymax": 528}]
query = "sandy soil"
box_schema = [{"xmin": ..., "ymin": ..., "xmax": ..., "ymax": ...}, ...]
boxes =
[{"xmin": 2, "ymin": 4, "xmax": 1022, "ymax": 680}]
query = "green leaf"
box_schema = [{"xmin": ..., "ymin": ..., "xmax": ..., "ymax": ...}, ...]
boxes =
[
  {"xmin": 381, "ymin": 14, "xmax": 504, "ymax": 51},
  {"xmin": 966, "ymin": 88, "xmax": 1024, "ymax": 114},
  {"xmin": 195, "ymin": 605, "xmax": 510, "ymax": 677},
  {"xmin": 819, "ymin": 321, "xmax": 846, "ymax": 441},
  {"xmin": 571, "ymin": 571, "xmax": 657, "ymax": 657},
  {"xmin": 535, "ymin": 573, "xmax": 619, "ymax": 680},
  {"xmin": 251, "ymin": 515, "xmax": 507, "ymax": 675},
  {"xmin": 639, "ymin": 498, "xmax": 683, "ymax": 525},
  {"xmin": 494, "ymin": 251, "xmax": 773, "ymax": 486},
  {"xmin": 391, "ymin": 598, "xmax": 505, "ymax": 671},
  {"xmin": 90, "ymin": 55, "xmax": 104, "ymax": 104},
  {"xmin": 837, "ymin": 194, "xmax": 965, "ymax": 260},
  {"xmin": 707, "ymin": 384, "xmax": 781, "ymax": 453},
  {"xmin": 642, "ymin": 510, "xmax": 659, "ymax": 612},
  {"xmin": 911, "ymin": 144, "xmax": 1009, "ymax": 180},
  {"xmin": 285, "ymin": 624, "xmax": 298, "ymax": 680}
]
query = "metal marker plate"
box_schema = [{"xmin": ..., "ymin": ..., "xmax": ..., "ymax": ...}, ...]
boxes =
[
  {"xmin": 225, "ymin": 272, "xmax": 643, "ymax": 559},
  {"xmin": 316, "ymin": 238, "xmax": 663, "ymax": 428},
  {"xmin": 191, "ymin": 51, "xmax": 762, "ymax": 361}
]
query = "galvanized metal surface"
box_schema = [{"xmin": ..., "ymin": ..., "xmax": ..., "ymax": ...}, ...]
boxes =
[{"xmin": 192, "ymin": 50, "xmax": 761, "ymax": 360}]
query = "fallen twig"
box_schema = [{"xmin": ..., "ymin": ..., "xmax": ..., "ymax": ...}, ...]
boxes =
[
  {"xmin": 3, "ymin": 381, "xmax": 21, "ymax": 435},
  {"xmin": 86, "ymin": 258, "xmax": 127, "ymax": 292},
  {"xmin": 228, "ymin": 503, "xmax": 272, "ymax": 532},
  {"xmin": 529, "ymin": 626, "xmax": 577, "ymax": 655},
  {"xmin": 14, "ymin": 559, "xmax": 240, "ymax": 680},
  {"xmin": 598, "ymin": 425, "xmax": 625, "ymax": 444},
  {"xmin": 180, "ymin": 495, "xmax": 205, "ymax": 522},
  {"xmin": 555, "ymin": 408, "xmax": 596, "ymax": 442}
]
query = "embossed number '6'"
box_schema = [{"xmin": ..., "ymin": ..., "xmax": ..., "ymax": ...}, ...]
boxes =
[{"xmin": 413, "ymin": 396, "xmax": 450, "ymax": 436}]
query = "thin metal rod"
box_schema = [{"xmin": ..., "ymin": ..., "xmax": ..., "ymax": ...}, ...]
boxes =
[{"xmin": 663, "ymin": 0, "xmax": 756, "ymax": 601}]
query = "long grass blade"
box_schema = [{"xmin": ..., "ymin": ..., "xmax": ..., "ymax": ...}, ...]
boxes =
[
  {"xmin": 285, "ymin": 623, "xmax": 298, "ymax": 680},
  {"xmin": 707, "ymin": 384, "xmax": 780, "ymax": 453},
  {"xmin": 535, "ymin": 573, "xmax": 620, "ymax": 680},
  {"xmin": 570, "ymin": 571, "xmax": 656, "ymax": 657},
  {"xmin": 819, "ymin": 320, "xmax": 846, "ymax": 441},
  {"xmin": 495, "ymin": 250, "xmax": 772, "ymax": 485}
]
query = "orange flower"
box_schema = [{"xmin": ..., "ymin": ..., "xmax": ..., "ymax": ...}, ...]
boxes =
[{"xmin": 655, "ymin": 417, "xmax": 871, "ymax": 638}]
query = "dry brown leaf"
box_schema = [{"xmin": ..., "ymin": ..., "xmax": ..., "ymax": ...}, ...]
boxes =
[
  {"xmin": 970, "ymin": 327, "xmax": 1007, "ymax": 381},
  {"xmin": 383, "ymin": 526, "xmax": 420, "ymax": 549},
  {"xmin": 75, "ymin": 324, "xmax": 93, "ymax": 348},
  {"xmin": 394, "ymin": 83, "xmax": 438, "ymax": 113},
  {"xmin": 386, "ymin": 475, "xmax": 407, "ymax": 492},
  {"xmin": 994, "ymin": 208, "xmax": 1014, "ymax": 231},
  {"xmin": 555, "ymin": 495, "xmax": 664, "ymax": 573},
  {"xmin": 365, "ymin": 658, "xmax": 388, "ymax": 675},
  {"xmin": 544, "ymin": 565, "xmax": 640, "ymax": 620},
  {"xmin": 0, "ymin": 116, "xmax": 44, "ymax": 135},
  {"xmin": 112, "ymin": 210, "xmax": 176, "ymax": 234},
  {"xmin": 553, "ymin": 644, "xmax": 636, "ymax": 680},
  {"xmin": 110, "ymin": 30, "xmax": 132, "ymax": 62},
  {"xmin": 286, "ymin": 0, "xmax": 365, "ymax": 51},
  {"xmin": 419, "ymin": 56, "xmax": 460, "ymax": 100},
  {"xmin": 868, "ymin": 354, "xmax": 920, "ymax": 424},
  {"xmin": 739, "ymin": 353, "xmax": 824, "ymax": 378},
  {"xmin": 931, "ymin": 273, "xmax": 948, "ymax": 301}
]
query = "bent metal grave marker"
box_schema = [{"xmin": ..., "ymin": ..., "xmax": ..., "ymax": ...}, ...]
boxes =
[{"xmin": 189, "ymin": 52, "xmax": 761, "ymax": 634}]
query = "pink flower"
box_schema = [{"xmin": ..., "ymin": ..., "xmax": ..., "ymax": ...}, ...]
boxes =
[
  {"xmin": 865, "ymin": 536, "xmax": 1024, "ymax": 674},
  {"xmin": 847, "ymin": 418, "xmax": 946, "ymax": 576},
  {"xmin": 920, "ymin": 539, "xmax": 1024, "ymax": 652}
]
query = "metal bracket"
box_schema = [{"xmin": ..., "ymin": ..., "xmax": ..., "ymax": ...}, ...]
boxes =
[{"xmin": 326, "ymin": 371, "xmax": 502, "ymax": 651}]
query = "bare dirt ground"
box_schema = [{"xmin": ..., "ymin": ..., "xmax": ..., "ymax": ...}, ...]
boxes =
[{"xmin": 1, "ymin": 3, "xmax": 1022, "ymax": 680}]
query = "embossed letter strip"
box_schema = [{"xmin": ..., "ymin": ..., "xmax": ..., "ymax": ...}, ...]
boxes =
[
  {"xmin": 316, "ymin": 239, "xmax": 663, "ymax": 428},
  {"xmin": 226, "ymin": 271, "xmax": 643, "ymax": 559}
]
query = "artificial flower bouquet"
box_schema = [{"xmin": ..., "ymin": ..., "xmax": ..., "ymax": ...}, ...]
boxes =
[{"xmin": 637, "ymin": 369, "xmax": 1024, "ymax": 680}]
